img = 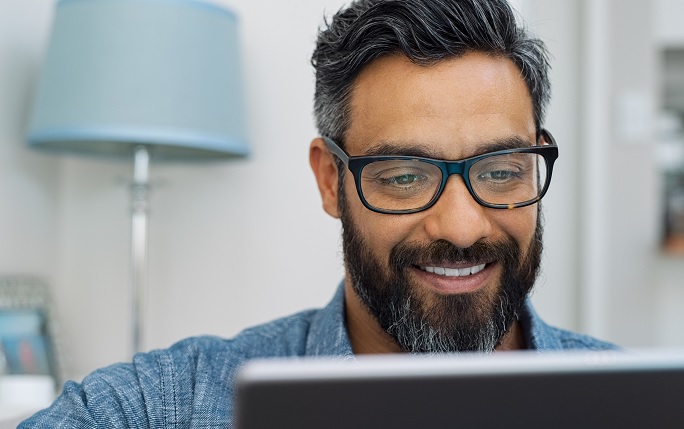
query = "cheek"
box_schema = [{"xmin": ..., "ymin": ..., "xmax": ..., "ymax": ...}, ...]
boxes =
[
  {"xmin": 344, "ymin": 180, "xmax": 419, "ymax": 254},
  {"xmin": 489, "ymin": 206, "xmax": 538, "ymax": 249}
]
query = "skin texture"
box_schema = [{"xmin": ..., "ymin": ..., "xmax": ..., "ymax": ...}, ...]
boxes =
[{"xmin": 310, "ymin": 52, "xmax": 540, "ymax": 354}]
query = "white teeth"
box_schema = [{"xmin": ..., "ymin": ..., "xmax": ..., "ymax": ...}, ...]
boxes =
[
  {"xmin": 470, "ymin": 264, "xmax": 483, "ymax": 274},
  {"xmin": 420, "ymin": 263, "xmax": 486, "ymax": 277},
  {"xmin": 444, "ymin": 268, "xmax": 459, "ymax": 276}
]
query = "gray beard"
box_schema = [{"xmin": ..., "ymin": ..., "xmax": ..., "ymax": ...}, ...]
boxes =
[{"xmin": 383, "ymin": 293, "xmax": 500, "ymax": 353}]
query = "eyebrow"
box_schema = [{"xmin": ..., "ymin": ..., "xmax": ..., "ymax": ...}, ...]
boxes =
[{"xmin": 362, "ymin": 136, "xmax": 535, "ymax": 160}]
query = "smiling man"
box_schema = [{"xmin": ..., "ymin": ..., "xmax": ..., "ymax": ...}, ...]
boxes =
[{"xmin": 21, "ymin": 0, "xmax": 617, "ymax": 427}]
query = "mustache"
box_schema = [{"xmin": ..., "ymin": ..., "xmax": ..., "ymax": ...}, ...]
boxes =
[{"xmin": 389, "ymin": 238, "xmax": 519, "ymax": 270}]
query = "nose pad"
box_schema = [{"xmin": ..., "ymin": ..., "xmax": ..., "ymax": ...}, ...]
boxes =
[{"xmin": 422, "ymin": 175, "xmax": 492, "ymax": 248}]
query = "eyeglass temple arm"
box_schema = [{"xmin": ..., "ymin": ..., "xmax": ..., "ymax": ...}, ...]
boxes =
[
  {"xmin": 540, "ymin": 128, "xmax": 556, "ymax": 146},
  {"xmin": 322, "ymin": 137, "xmax": 350, "ymax": 164}
]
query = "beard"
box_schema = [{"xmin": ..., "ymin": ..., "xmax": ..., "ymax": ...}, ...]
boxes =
[{"xmin": 339, "ymin": 186, "xmax": 543, "ymax": 353}]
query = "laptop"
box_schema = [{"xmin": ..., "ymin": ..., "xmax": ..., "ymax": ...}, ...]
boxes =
[{"xmin": 235, "ymin": 350, "xmax": 684, "ymax": 429}]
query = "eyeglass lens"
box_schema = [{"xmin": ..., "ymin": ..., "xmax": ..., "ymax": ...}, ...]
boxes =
[{"xmin": 359, "ymin": 152, "xmax": 548, "ymax": 212}]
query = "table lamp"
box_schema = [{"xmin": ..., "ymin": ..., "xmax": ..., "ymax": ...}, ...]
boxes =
[{"xmin": 26, "ymin": 0, "xmax": 249, "ymax": 354}]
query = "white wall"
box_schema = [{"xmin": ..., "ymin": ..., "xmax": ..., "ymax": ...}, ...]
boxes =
[
  {"xmin": 605, "ymin": 0, "xmax": 660, "ymax": 347},
  {"xmin": 0, "ymin": 2, "xmax": 59, "ymax": 297},
  {"xmin": 2, "ymin": 0, "xmax": 683, "ymax": 381}
]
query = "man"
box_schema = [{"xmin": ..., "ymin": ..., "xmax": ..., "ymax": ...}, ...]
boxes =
[{"xmin": 21, "ymin": 0, "xmax": 617, "ymax": 427}]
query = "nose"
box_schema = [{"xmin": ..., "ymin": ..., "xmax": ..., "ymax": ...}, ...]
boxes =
[{"xmin": 422, "ymin": 175, "xmax": 493, "ymax": 248}]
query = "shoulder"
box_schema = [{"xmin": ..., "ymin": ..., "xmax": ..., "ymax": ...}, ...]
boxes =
[
  {"xmin": 121, "ymin": 308, "xmax": 323, "ymax": 394},
  {"xmin": 229, "ymin": 308, "xmax": 321, "ymax": 356},
  {"xmin": 19, "ymin": 308, "xmax": 322, "ymax": 428},
  {"xmin": 540, "ymin": 324, "xmax": 620, "ymax": 351},
  {"xmin": 521, "ymin": 300, "xmax": 620, "ymax": 351}
]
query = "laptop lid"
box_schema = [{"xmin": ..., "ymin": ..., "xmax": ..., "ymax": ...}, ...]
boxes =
[{"xmin": 235, "ymin": 350, "xmax": 684, "ymax": 429}]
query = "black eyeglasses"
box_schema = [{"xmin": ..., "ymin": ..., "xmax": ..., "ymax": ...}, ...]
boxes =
[{"xmin": 324, "ymin": 130, "xmax": 559, "ymax": 214}]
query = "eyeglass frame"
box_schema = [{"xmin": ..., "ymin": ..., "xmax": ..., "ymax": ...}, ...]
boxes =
[{"xmin": 323, "ymin": 129, "xmax": 559, "ymax": 214}]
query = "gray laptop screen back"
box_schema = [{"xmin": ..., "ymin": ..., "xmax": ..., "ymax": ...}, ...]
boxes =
[{"xmin": 235, "ymin": 351, "xmax": 684, "ymax": 429}]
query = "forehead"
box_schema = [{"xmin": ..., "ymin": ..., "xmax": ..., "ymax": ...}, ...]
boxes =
[{"xmin": 345, "ymin": 52, "xmax": 536, "ymax": 159}]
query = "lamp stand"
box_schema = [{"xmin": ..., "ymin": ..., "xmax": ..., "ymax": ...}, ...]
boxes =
[{"xmin": 131, "ymin": 145, "xmax": 150, "ymax": 355}]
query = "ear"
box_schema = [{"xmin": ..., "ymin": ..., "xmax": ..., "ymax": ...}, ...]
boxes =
[{"xmin": 309, "ymin": 137, "xmax": 341, "ymax": 219}]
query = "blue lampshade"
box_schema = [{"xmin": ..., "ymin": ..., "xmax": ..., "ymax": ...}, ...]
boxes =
[{"xmin": 28, "ymin": 0, "xmax": 249, "ymax": 160}]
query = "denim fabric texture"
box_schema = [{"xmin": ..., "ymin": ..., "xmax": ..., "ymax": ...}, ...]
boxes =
[{"xmin": 20, "ymin": 283, "xmax": 618, "ymax": 428}]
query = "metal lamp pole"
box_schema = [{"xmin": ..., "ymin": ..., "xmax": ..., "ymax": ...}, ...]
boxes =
[{"xmin": 131, "ymin": 145, "xmax": 150, "ymax": 355}]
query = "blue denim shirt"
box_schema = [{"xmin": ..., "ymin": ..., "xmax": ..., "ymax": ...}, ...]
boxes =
[{"xmin": 21, "ymin": 284, "xmax": 617, "ymax": 428}]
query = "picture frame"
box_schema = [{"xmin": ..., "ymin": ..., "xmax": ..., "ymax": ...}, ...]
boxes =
[{"xmin": 0, "ymin": 277, "xmax": 65, "ymax": 387}]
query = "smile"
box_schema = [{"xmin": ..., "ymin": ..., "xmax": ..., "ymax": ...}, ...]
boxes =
[{"xmin": 418, "ymin": 263, "xmax": 487, "ymax": 277}]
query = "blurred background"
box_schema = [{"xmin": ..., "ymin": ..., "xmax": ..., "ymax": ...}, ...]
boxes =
[{"xmin": 0, "ymin": 0, "xmax": 682, "ymax": 384}]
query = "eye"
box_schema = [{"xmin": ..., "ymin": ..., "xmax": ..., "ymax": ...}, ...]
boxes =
[
  {"xmin": 478, "ymin": 169, "xmax": 520, "ymax": 182},
  {"xmin": 472, "ymin": 153, "xmax": 534, "ymax": 185},
  {"xmin": 363, "ymin": 161, "xmax": 436, "ymax": 189},
  {"xmin": 382, "ymin": 173, "xmax": 424, "ymax": 186},
  {"xmin": 361, "ymin": 160, "xmax": 442, "ymax": 202}
]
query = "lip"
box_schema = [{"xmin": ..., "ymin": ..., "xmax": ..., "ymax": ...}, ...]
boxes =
[{"xmin": 410, "ymin": 262, "xmax": 496, "ymax": 294}]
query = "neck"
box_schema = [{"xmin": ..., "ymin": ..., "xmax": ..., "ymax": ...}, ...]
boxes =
[
  {"xmin": 344, "ymin": 281, "xmax": 402, "ymax": 354},
  {"xmin": 494, "ymin": 320, "xmax": 526, "ymax": 351}
]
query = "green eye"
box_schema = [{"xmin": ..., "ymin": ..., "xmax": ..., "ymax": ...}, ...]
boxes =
[
  {"xmin": 385, "ymin": 174, "xmax": 421, "ymax": 186},
  {"xmin": 478, "ymin": 170, "xmax": 519, "ymax": 182}
]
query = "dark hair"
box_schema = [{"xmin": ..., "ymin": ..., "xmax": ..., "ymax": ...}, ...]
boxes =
[{"xmin": 312, "ymin": 0, "xmax": 551, "ymax": 144}]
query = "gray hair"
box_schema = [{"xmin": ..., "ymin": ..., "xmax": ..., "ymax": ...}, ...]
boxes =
[{"xmin": 312, "ymin": 0, "xmax": 551, "ymax": 145}]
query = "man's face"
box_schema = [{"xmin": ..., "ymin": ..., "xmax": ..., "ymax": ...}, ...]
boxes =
[{"xmin": 313, "ymin": 52, "xmax": 543, "ymax": 353}]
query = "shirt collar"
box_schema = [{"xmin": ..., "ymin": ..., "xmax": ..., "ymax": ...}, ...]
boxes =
[
  {"xmin": 305, "ymin": 281, "xmax": 355, "ymax": 358},
  {"xmin": 519, "ymin": 298, "xmax": 563, "ymax": 350}
]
